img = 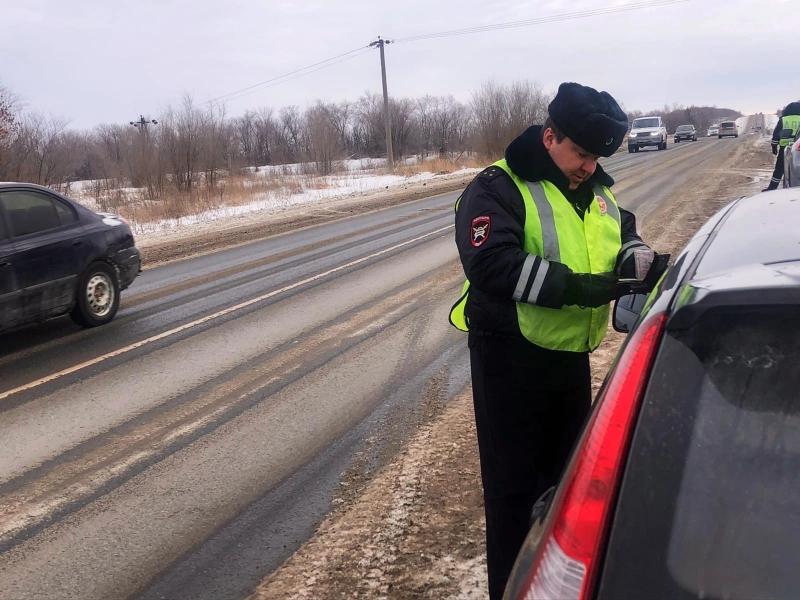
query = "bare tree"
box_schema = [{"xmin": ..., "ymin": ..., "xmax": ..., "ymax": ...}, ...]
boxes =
[
  {"xmin": 470, "ymin": 81, "xmax": 510, "ymax": 157},
  {"xmin": 306, "ymin": 103, "xmax": 343, "ymax": 175},
  {"xmin": 276, "ymin": 106, "xmax": 303, "ymax": 163},
  {"xmin": 469, "ymin": 80, "xmax": 550, "ymax": 158},
  {"xmin": 390, "ymin": 98, "xmax": 414, "ymax": 160}
]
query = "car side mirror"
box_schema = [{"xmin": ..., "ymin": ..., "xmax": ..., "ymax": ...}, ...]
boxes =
[
  {"xmin": 613, "ymin": 293, "xmax": 649, "ymax": 333},
  {"xmin": 780, "ymin": 128, "xmax": 794, "ymax": 139}
]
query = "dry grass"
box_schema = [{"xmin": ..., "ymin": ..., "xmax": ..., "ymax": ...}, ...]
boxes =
[
  {"xmin": 105, "ymin": 173, "xmax": 305, "ymax": 226},
  {"xmin": 391, "ymin": 156, "xmax": 484, "ymax": 177},
  {"xmin": 80, "ymin": 156, "xmax": 483, "ymax": 230}
]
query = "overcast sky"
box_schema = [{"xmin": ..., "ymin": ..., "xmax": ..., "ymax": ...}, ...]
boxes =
[{"xmin": 2, "ymin": 0, "xmax": 797, "ymax": 130}]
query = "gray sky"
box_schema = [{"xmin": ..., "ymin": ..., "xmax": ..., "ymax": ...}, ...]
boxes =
[{"xmin": 2, "ymin": 0, "xmax": 797, "ymax": 130}]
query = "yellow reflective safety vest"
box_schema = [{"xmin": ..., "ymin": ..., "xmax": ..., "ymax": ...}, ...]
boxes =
[
  {"xmin": 779, "ymin": 114, "xmax": 800, "ymax": 147},
  {"xmin": 449, "ymin": 159, "xmax": 622, "ymax": 352}
]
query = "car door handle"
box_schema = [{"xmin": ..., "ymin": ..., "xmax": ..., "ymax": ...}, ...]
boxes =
[
  {"xmin": 0, "ymin": 261, "xmax": 10, "ymax": 267},
  {"xmin": 73, "ymin": 240, "xmax": 84, "ymax": 246}
]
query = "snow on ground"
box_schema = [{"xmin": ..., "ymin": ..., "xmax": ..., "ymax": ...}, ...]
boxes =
[
  {"xmin": 66, "ymin": 163, "xmax": 480, "ymax": 241},
  {"xmin": 244, "ymin": 155, "xmax": 442, "ymax": 176},
  {"xmin": 131, "ymin": 169, "xmax": 478, "ymax": 237}
]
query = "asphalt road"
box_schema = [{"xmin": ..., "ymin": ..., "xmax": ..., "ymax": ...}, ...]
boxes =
[{"xmin": 0, "ymin": 133, "xmax": 749, "ymax": 599}]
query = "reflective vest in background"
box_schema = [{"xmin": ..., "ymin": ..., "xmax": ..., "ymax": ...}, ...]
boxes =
[
  {"xmin": 779, "ymin": 114, "xmax": 800, "ymax": 147},
  {"xmin": 449, "ymin": 159, "xmax": 622, "ymax": 352}
]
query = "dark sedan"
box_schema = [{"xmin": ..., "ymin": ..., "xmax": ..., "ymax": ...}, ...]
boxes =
[
  {"xmin": 504, "ymin": 187, "xmax": 800, "ymax": 599},
  {"xmin": 673, "ymin": 124, "xmax": 697, "ymax": 142},
  {"xmin": 0, "ymin": 183, "xmax": 140, "ymax": 333}
]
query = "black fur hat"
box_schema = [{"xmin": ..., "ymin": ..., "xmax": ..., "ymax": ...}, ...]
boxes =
[{"xmin": 548, "ymin": 82, "xmax": 628, "ymax": 157}]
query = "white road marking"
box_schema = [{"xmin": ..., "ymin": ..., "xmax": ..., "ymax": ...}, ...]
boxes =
[{"xmin": 0, "ymin": 224, "xmax": 454, "ymax": 402}]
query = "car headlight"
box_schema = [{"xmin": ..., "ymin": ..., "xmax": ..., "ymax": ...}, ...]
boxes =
[{"xmin": 629, "ymin": 132, "xmax": 637, "ymax": 137}]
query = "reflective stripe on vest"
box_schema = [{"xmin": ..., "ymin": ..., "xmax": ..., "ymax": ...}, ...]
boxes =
[
  {"xmin": 449, "ymin": 159, "xmax": 622, "ymax": 351},
  {"xmin": 779, "ymin": 114, "xmax": 800, "ymax": 147}
]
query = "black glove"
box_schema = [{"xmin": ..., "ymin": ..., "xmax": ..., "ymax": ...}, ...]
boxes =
[
  {"xmin": 615, "ymin": 244, "xmax": 655, "ymax": 280},
  {"xmin": 772, "ymin": 144, "xmax": 778, "ymax": 156},
  {"xmin": 563, "ymin": 272, "xmax": 621, "ymax": 308}
]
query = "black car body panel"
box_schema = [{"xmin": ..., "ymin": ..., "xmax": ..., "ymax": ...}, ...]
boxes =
[
  {"xmin": 0, "ymin": 183, "xmax": 140, "ymax": 332},
  {"xmin": 505, "ymin": 187, "xmax": 800, "ymax": 599},
  {"xmin": 597, "ymin": 188, "xmax": 800, "ymax": 598}
]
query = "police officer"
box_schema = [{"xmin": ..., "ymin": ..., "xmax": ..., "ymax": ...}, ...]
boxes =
[
  {"xmin": 449, "ymin": 82, "xmax": 654, "ymax": 599},
  {"xmin": 764, "ymin": 101, "xmax": 800, "ymax": 191}
]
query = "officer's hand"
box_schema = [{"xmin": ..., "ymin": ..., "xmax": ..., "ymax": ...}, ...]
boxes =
[
  {"xmin": 563, "ymin": 272, "xmax": 620, "ymax": 308},
  {"xmin": 772, "ymin": 144, "xmax": 779, "ymax": 156},
  {"xmin": 615, "ymin": 246, "xmax": 655, "ymax": 280}
]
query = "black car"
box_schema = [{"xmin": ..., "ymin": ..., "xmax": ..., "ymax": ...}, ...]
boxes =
[
  {"xmin": 0, "ymin": 183, "xmax": 140, "ymax": 333},
  {"xmin": 505, "ymin": 188, "xmax": 800, "ymax": 599},
  {"xmin": 673, "ymin": 124, "xmax": 697, "ymax": 142}
]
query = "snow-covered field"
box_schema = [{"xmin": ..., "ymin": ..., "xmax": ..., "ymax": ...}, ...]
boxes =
[{"xmin": 66, "ymin": 160, "xmax": 480, "ymax": 241}]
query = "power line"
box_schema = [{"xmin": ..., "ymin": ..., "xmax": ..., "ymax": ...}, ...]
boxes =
[
  {"xmin": 204, "ymin": 0, "xmax": 688, "ymax": 106},
  {"xmin": 205, "ymin": 45, "xmax": 370, "ymax": 105},
  {"xmin": 394, "ymin": 0, "xmax": 689, "ymax": 43}
]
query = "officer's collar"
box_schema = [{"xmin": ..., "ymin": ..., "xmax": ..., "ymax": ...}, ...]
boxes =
[{"xmin": 504, "ymin": 125, "xmax": 615, "ymax": 189}]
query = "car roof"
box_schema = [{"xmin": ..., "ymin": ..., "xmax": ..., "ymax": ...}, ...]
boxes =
[
  {"xmin": 0, "ymin": 182, "xmax": 62, "ymax": 194},
  {"xmin": 693, "ymin": 188, "xmax": 800, "ymax": 280}
]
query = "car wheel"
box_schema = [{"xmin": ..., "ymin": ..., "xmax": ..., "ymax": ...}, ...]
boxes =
[
  {"xmin": 70, "ymin": 262, "xmax": 120, "ymax": 327},
  {"xmin": 674, "ymin": 139, "xmax": 679, "ymax": 143},
  {"xmin": 718, "ymin": 135, "xmax": 722, "ymax": 139},
  {"xmin": 628, "ymin": 146, "xmax": 634, "ymax": 153}
]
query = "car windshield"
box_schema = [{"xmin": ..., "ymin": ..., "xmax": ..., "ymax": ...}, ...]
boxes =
[
  {"xmin": 632, "ymin": 118, "xmax": 659, "ymax": 129},
  {"xmin": 598, "ymin": 306, "xmax": 800, "ymax": 599},
  {"xmin": 677, "ymin": 125, "xmax": 692, "ymax": 132}
]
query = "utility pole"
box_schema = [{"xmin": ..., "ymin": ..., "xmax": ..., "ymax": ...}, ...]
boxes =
[
  {"xmin": 369, "ymin": 37, "xmax": 394, "ymax": 169},
  {"xmin": 129, "ymin": 115, "xmax": 158, "ymax": 134},
  {"xmin": 129, "ymin": 116, "xmax": 158, "ymax": 189}
]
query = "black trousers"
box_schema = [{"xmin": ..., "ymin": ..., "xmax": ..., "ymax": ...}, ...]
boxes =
[
  {"xmin": 767, "ymin": 149, "xmax": 785, "ymax": 189},
  {"xmin": 469, "ymin": 332, "xmax": 591, "ymax": 600}
]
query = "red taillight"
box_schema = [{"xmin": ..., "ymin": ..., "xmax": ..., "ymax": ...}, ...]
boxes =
[{"xmin": 515, "ymin": 312, "xmax": 667, "ymax": 600}]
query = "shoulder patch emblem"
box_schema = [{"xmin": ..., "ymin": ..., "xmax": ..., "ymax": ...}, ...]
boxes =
[
  {"xmin": 595, "ymin": 195, "xmax": 608, "ymax": 215},
  {"xmin": 471, "ymin": 216, "xmax": 491, "ymax": 247}
]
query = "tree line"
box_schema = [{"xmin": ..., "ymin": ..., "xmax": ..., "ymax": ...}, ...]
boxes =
[
  {"xmin": 628, "ymin": 104, "xmax": 743, "ymax": 134},
  {"xmin": 0, "ymin": 81, "xmax": 550, "ymax": 198},
  {"xmin": 0, "ymin": 81, "xmax": 744, "ymax": 200}
]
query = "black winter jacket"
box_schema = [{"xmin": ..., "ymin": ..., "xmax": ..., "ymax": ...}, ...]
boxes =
[
  {"xmin": 454, "ymin": 126, "xmax": 645, "ymax": 339},
  {"xmin": 772, "ymin": 102, "xmax": 800, "ymax": 150}
]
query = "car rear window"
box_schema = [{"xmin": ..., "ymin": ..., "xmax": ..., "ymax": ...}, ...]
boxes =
[
  {"xmin": 677, "ymin": 126, "xmax": 692, "ymax": 131},
  {"xmin": 598, "ymin": 306, "xmax": 800, "ymax": 600},
  {"xmin": 721, "ymin": 122, "xmax": 735, "ymax": 127}
]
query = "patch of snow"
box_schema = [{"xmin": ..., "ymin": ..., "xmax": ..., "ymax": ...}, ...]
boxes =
[{"xmin": 129, "ymin": 167, "xmax": 479, "ymax": 239}]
